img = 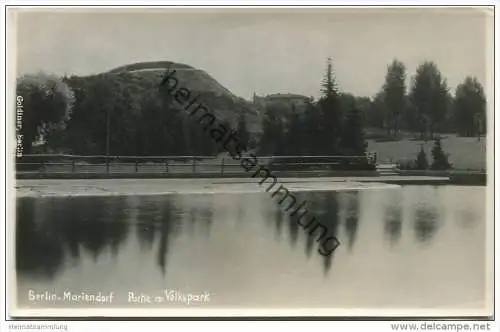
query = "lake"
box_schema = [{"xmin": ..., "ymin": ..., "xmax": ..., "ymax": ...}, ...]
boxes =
[{"xmin": 15, "ymin": 185, "xmax": 487, "ymax": 311}]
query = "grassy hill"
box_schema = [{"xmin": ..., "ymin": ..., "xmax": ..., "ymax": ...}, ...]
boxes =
[
  {"xmin": 106, "ymin": 61, "xmax": 262, "ymax": 131},
  {"xmin": 367, "ymin": 134, "xmax": 487, "ymax": 170}
]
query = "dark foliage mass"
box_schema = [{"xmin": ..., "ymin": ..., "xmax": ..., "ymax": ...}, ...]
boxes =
[
  {"xmin": 259, "ymin": 61, "xmax": 367, "ymax": 156},
  {"xmin": 256, "ymin": 57, "xmax": 485, "ymax": 170},
  {"xmin": 55, "ymin": 72, "xmax": 221, "ymax": 156},
  {"xmin": 15, "ymin": 73, "xmax": 75, "ymax": 155},
  {"xmin": 257, "ymin": 57, "xmax": 373, "ymax": 170},
  {"xmin": 16, "ymin": 63, "xmax": 257, "ymax": 157}
]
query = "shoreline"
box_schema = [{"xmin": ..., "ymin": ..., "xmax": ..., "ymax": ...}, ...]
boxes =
[
  {"xmin": 13, "ymin": 176, "xmax": 463, "ymax": 198},
  {"xmin": 15, "ymin": 170, "xmax": 485, "ymax": 185}
]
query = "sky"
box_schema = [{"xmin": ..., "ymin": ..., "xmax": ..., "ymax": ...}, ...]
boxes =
[{"xmin": 11, "ymin": 7, "xmax": 492, "ymax": 100}]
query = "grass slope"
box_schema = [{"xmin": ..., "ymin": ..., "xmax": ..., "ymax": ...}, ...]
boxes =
[
  {"xmin": 106, "ymin": 61, "xmax": 261, "ymax": 129},
  {"xmin": 367, "ymin": 134, "xmax": 487, "ymax": 170}
]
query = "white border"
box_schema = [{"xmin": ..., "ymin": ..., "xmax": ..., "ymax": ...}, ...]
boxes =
[
  {"xmin": 6, "ymin": 308, "xmax": 493, "ymax": 318},
  {"xmin": 2, "ymin": 1, "xmax": 498, "ymax": 6}
]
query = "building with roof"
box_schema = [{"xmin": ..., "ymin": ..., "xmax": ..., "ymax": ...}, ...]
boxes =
[{"xmin": 252, "ymin": 93, "xmax": 312, "ymax": 112}]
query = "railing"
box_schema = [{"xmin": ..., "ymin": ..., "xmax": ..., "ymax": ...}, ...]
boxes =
[{"xmin": 15, "ymin": 153, "xmax": 376, "ymax": 176}]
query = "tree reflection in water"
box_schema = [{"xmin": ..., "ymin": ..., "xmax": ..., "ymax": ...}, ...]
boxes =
[
  {"xmin": 410, "ymin": 187, "xmax": 442, "ymax": 244},
  {"xmin": 17, "ymin": 194, "xmax": 218, "ymax": 280},
  {"xmin": 16, "ymin": 198, "xmax": 65, "ymax": 279},
  {"xmin": 342, "ymin": 191, "xmax": 360, "ymax": 252},
  {"xmin": 317, "ymin": 192, "xmax": 342, "ymax": 275},
  {"xmin": 16, "ymin": 196, "xmax": 130, "ymax": 280},
  {"xmin": 456, "ymin": 209, "xmax": 479, "ymax": 230},
  {"xmin": 273, "ymin": 207, "xmax": 285, "ymax": 241},
  {"xmin": 413, "ymin": 204, "xmax": 440, "ymax": 244},
  {"xmin": 133, "ymin": 195, "xmax": 214, "ymax": 276},
  {"xmin": 275, "ymin": 191, "xmax": 347, "ymax": 276},
  {"xmin": 384, "ymin": 192, "xmax": 403, "ymax": 247},
  {"xmin": 133, "ymin": 197, "xmax": 178, "ymax": 276},
  {"xmin": 17, "ymin": 190, "xmax": 359, "ymax": 281}
]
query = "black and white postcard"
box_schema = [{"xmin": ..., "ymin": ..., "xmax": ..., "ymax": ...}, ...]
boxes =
[{"xmin": 6, "ymin": 6, "xmax": 494, "ymax": 318}]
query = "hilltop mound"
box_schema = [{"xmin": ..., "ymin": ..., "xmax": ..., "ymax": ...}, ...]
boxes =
[
  {"xmin": 108, "ymin": 61, "xmax": 195, "ymax": 72},
  {"xmin": 108, "ymin": 61, "xmax": 236, "ymax": 99}
]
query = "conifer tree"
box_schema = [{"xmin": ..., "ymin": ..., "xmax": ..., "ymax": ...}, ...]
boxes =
[
  {"xmin": 382, "ymin": 59, "xmax": 406, "ymax": 136},
  {"xmin": 431, "ymin": 137, "xmax": 452, "ymax": 170},
  {"xmin": 321, "ymin": 57, "xmax": 337, "ymax": 98},
  {"xmin": 318, "ymin": 57, "xmax": 342, "ymax": 155},
  {"xmin": 415, "ymin": 145, "xmax": 429, "ymax": 170}
]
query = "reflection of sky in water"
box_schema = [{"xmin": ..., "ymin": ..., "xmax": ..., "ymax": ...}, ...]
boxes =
[{"xmin": 15, "ymin": 186, "xmax": 486, "ymax": 309}]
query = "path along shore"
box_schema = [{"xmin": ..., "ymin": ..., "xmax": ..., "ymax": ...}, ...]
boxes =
[{"xmin": 14, "ymin": 176, "xmax": 452, "ymax": 198}]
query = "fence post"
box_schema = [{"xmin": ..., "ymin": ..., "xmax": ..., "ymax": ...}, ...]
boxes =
[
  {"xmin": 165, "ymin": 159, "xmax": 169, "ymax": 174},
  {"xmin": 220, "ymin": 157, "xmax": 225, "ymax": 177},
  {"xmin": 72, "ymin": 159, "xmax": 76, "ymax": 173},
  {"xmin": 106, "ymin": 156, "xmax": 110, "ymax": 173},
  {"xmin": 135, "ymin": 158, "xmax": 139, "ymax": 172},
  {"xmin": 192, "ymin": 158, "xmax": 196, "ymax": 173}
]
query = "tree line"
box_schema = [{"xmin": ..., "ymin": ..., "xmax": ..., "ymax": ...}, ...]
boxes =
[
  {"xmin": 16, "ymin": 72, "xmax": 222, "ymax": 156},
  {"xmin": 252, "ymin": 57, "xmax": 486, "ymax": 163},
  {"xmin": 15, "ymin": 57, "xmax": 486, "ymax": 159},
  {"xmin": 366, "ymin": 59, "xmax": 486, "ymax": 140}
]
